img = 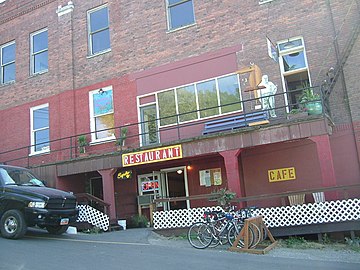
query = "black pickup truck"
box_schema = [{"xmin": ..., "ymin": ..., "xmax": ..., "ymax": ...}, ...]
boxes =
[{"xmin": 0, "ymin": 164, "xmax": 78, "ymax": 239}]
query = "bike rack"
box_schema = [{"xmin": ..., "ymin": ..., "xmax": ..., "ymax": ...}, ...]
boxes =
[{"xmin": 229, "ymin": 215, "xmax": 278, "ymax": 254}]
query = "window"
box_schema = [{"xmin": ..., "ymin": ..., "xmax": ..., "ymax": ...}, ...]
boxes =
[
  {"xmin": 0, "ymin": 41, "xmax": 15, "ymax": 84},
  {"xmin": 30, "ymin": 104, "xmax": 50, "ymax": 154},
  {"xmin": 140, "ymin": 105, "xmax": 159, "ymax": 146},
  {"xmin": 278, "ymin": 37, "xmax": 310, "ymax": 110},
  {"xmin": 218, "ymin": 75, "xmax": 242, "ymax": 114},
  {"xmin": 30, "ymin": 29, "xmax": 48, "ymax": 75},
  {"xmin": 157, "ymin": 73, "xmax": 242, "ymax": 127},
  {"xmin": 89, "ymin": 87, "xmax": 115, "ymax": 142},
  {"xmin": 166, "ymin": 0, "xmax": 195, "ymax": 30},
  {"xmin": 88, "ymin": 5, "xmax": 110, "ymax": 55}
]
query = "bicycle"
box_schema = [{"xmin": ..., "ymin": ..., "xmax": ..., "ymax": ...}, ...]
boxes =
[{"xmin": 187, "ymin": 210, "xmax": 236, "ymax": 249}]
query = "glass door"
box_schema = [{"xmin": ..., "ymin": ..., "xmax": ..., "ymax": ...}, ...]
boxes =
[{"xmin": 140, "ymin": 105, "xmax": 158, "ymax": 146}]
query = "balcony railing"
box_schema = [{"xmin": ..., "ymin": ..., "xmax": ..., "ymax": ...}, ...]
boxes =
[{"xmin": 0, "ymin": 86, "xmax": 329, "ymax": 168}]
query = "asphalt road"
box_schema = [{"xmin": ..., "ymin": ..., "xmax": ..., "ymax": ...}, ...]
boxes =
[{"xmin": 0, "ymin": 228, "xmax": 359, "ymax": 270}]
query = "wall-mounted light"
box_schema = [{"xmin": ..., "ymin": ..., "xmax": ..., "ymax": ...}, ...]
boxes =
[
  {"xmin": 177, "ymin": 169, "xmax": 183, "ymax": 174},
  {"xmin": 186, "ymin": 164, "xmax": 192, "ymax": 170},
  {"xmin": 98, "ymin": 88, "xmax": 104, "ymax": 94}
]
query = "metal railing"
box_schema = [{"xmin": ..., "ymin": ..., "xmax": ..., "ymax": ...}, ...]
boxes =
[
  {"xmin": 152, "ymin": 184, "xmax": 360, "ymax": 210},
  {"xmin": 0, "ymin": 86, "xmax": 329, "ymax": 168}
]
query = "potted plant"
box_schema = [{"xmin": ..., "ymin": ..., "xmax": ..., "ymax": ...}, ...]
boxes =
[
  {"xmin": 286, "ymin": 108, "xmax": 308, "ymax": 120},
  {"xmin": 300, "ymin": 88, "xmax": 323, "ymax": 115},
  {"xmin": 211, "ymin": 188, "xmax": 236, "ymax": 209},
  {"xmin": 77, "ymin": 135, "xmax": 88, "ymax": 155},
  {"xmin": 115, "ymin": 127, "xmax": 128, "ymax": 150}
]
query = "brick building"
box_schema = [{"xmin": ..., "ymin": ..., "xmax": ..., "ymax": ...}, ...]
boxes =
[{"xmin": 0, "ymin": 0, "xmax": 359, "ymax": 226}]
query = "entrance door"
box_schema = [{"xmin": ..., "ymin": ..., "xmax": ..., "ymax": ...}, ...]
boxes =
[
  {"xmin": 162, "ymin": 167, "xmax": 189, "ymax": 210},
  {"xmin": 89, "ymin": 177, "xmax": 103, "ymax": 199},
  {"xmin": 86, "ymin": 177, "xmax": 104, "ymax": 211}
]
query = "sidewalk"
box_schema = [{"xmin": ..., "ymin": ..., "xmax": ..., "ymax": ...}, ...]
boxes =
[{"xmin": 61, "ymin": 227, "xmax": 360, "ymax": 264}]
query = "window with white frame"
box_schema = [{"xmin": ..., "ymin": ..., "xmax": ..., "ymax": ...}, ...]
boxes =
[
  {"xmin": 89, "ymin": 87, "xmax": 115, "ymax": 142},
  {"xmin": 30, "ymin": 104, "xmax": 50, "ymax": 154},
  {"xmin": 166, "ymin": 0, "xmax": 195, "ymax": 30},
  {"xmin": 88, "ymin": 5, "xmax": 110, "ymax": 55},
  {"xmin": 0, "ymin": 41, "xmax": 15, "ymax": 84},
  {"xmin": 278, "ymin": 37, "xmax": 311, "ymax": 110},
  {"xmin": 30, "ymin": 29, "xmax": 48, "ymax": 75},
  {"xmin": 157, "ymin": 73, "xmax": 242, "ymax": 127}
]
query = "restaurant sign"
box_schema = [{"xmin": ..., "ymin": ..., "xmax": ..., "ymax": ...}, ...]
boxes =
[
  {"xmin": 122, "ymin": 145, "xmax": 182, "ymax": 167},
  {"xmin": 268, "ymin": 167, "xmax": 296, "ymax": 183}
]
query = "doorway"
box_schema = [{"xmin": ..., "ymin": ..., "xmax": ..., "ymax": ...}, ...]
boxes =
[
  {"xmin": 161, "ymin": 167, "xmax": 189, "ymax": 210},
  {"xmin": 89, "ymin": 177, "xmax": 103, "ymax": 199}
]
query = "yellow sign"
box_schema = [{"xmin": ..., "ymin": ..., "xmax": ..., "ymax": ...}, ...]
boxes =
[
  {"xmin": 122, "ymin": 145, "xmax": 182, "ymax": 167},
  {"xmin": 117, "ymin": 170, "xmax": 132, "ymax": 180},
  {"xmin": 268, "ymin": 167, "xmax": 296, "ymax": 182}
]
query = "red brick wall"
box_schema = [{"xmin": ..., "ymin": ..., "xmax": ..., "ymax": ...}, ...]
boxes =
[{"xmin": 2, "ymin": 0, "xmax": 357, "ymax": 113}]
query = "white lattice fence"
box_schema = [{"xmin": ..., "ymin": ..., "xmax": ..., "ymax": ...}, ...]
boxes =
[
  {"xmin": 76, "ymin": 205, "xmax": 110, "ymax": 231},
  {"xmin": 152, "ymin": 199, "xmax": 360, "ymax": 230},
  {"xmin": 153, "ymin": 206, "xmax": 222, "ymax": 229}
]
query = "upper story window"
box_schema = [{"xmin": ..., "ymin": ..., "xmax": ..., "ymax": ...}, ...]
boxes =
[
  {"xmin": 278, "ymin": 37, "xmax": 311, "ymax": 110},
  {"xmin": 88, "ymin": 5, "xmax": 110, "ymax": 55},
  {"xmin": 166, "ymin": 0, "xmax": 195, "ymax": 30},
  {"xmin": 30, "ymin": 104, "xmax": 50, "ymax": 155},
  {"xmin": 157, "ymin": 73, "xmax": 242, "ymax": 127},
  {"xmin": 89, "ymin": 87, "xmax": 115, "ymax": 142},
  {"xmin": 0, "ymin": 41, "xmax": 15, "ymax": 84},
  {"xmin": 30, "ymin": 29, "xmax": 48, "ymax": 75}
]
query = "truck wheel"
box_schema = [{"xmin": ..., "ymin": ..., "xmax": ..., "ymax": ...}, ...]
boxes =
[
  {"xmin": 46, "ymin": 225, "xmax": 69, "ymax": 235},
  {"xmin": 0, "ymin": 209, "xmax": 27, "ymax": 239}
]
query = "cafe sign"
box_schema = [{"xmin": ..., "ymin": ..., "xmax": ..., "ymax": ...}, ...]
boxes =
[
  {"xmin": 268, "ymin": 167, "xmax": 296, "ymax": 183},
  {"xmin": 122, "ymin": 145, "xmax": 182, "ymax": 167}
]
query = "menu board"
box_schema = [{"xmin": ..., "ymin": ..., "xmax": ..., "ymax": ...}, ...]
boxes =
[{"xmin": 199, "ymin": 168, "xmax": 222, "ymax": 187}]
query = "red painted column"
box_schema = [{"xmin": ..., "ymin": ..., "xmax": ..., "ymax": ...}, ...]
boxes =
[
  {"xmin": 310, "ymin": 135, "xmax": 337, "ymax": 188},
  {"xmin": 98, "ymin": 168, "xmax": 117, "ymax": 222},
  {"xmin": 219, "ymin": 149, "xmax": 243, "ymax": 199}
]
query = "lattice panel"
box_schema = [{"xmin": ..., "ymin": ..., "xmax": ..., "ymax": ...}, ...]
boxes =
[
  {"xmin": 76, "ymin": 205, "xmax": 110, "ymax": 231},
  {"xmin": 153, "ymin": 206, "xmax": 222, "ymax": 229},
  {"xmin": 152, "ymin": 199, "xmax": 360, "ymax": 229},
  {"xmin": 256, "ymin": 199, "xmax": 360, "ymax": 228}
]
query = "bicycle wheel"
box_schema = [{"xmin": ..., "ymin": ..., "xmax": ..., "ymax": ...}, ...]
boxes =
[
  {"xmin": 187, "ymin": 222, "xmax": 213, "ymax": 249},
  {"xmin": 259, "ymin": 222, "xmax": 268, "ymax": 242},
  {"xmin": 249, "ymin": 222, "xmax": 261, "ymax": 248},
  {"xmin": 227, "ymin": 223, "xmax": 254, "ymax": 248}
]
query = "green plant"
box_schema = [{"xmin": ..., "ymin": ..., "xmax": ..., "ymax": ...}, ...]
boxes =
[
  {"xmin": 77, "ymin": 135, "xmax": 88, "ymax": 154},
  {"xmin": 131, "ymin": 214, "xmax": 148, "ymax": 228},
  {"xmin": 345, "ymin": 237, "xmax": 360, "ymax": 252},
  {"xmin": 82, "ymin": 226, "xmax": 102, "ymax": 234},
  {"xmin": 284, "ymin": 236, "xmax": 307, "ymax": 248},
  {"xmin": 288, "ymin": 108, "xmax": 304, "ymax": 114},
  {"xmin": 212, "ymin": 188, "xmax": 236, "ymax": 208},
  {"xmin": 115, "ymin": 127, "xmax": 128, "ymax": 147},
  {"xmin": 300, "ymin": 88, "xmax": 320, "ymax": 104}
]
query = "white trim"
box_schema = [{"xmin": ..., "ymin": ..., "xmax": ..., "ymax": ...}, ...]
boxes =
[
  {"xmin": 88, "ymin": 85, "xmax": 115, "ymax": 143},
  {"xmin": 160, "ymin": 166, "xmax": 190, "ymax": 210},
  {"xmin": 30, "ymin": 103, "xmax": 50, "ymax": 155},
  {"xmin": 166, "ymin": 0, "xmax": 196, "ymax": 31},
  {"xmin": 56, "ymin": 1, "xmax": 74, "ymax": 17},
  {"xmin": 277, "ymin": 36, "xmax": 312, "ymax": 112},
  {"xmin": 30, "ymin": 28, "xmax": 48, "ymax": 75},
  {"xmin": 156, "ymin": 72, "xmax": 243, "ymax": 127},
  {"xmin": 87, "ymin": 4, "xmax": 110, "ymax": 56},
  {"xmin": 259, "ymin": 0, "xmax": 274, "ymax": 5},
  {"xmin": 0, "ymin": 40, "xmax": 16, "ymax": 84}
]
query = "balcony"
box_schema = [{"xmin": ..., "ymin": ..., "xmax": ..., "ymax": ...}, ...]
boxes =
[{"xmin": 0, "ymin": 86, "xmax": 331, "ymax": 172}]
